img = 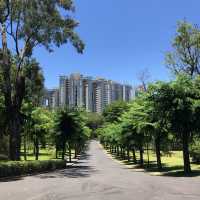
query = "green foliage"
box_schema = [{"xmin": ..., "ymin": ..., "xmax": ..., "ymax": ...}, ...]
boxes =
[
  {"xmin": 166, "ymin": 21, "xmax": 200, "ymax": 77},
  {"xmin": 85, "ymin": 112, "xmax": 104, "ymax": 138},
  {"xmin": 53, "ymin": 107, "xmax": 90, "ymax": 160},
  {"xmin": 0, "ymin": 0, "xmax": 84, "ymax": 160},
  {"xmin": 103, "ymin": 101, "xmax": 129, "ymax": 123},
  {"xmin": 190, "ymin": 140, "xmax": 200, "ymax": 163},
  {"xmin": 0, "ymin": 0, "xmax": 84, "ymax": 55},
  {"xmin": 0, "ymin": 159, "xmax": 66, "ymax": 178},
  {"xmin": 22, "ymin": 59, "xmax": 44, "ymax": 106},
  {"xmin": 97, "ymin": 74, "xmax": 200, "ymax": 174}
]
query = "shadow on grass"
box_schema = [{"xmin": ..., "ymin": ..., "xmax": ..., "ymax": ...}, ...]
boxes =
[
  {"xmin": 21, "ymin": 152, "xmax": 52, "ymax": 157},
  {"xmin": 108, "ymin": 151, "xmax": 200, "ymax": 177}
]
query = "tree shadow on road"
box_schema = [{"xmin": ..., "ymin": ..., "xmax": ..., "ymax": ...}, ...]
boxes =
[
  {"xmin": 0, "ymin": 150, "xmax": 97, "ymax": 182},
  {"xmin": 37, "ymin": 152, "xmax": 97, "ymax": 179}
]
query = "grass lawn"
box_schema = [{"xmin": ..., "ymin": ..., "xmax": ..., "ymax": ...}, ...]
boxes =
[
  {"xmin": 20, "ymin": 148, "xmax": 56, "ymax": 161},
  {"xmin": 0, "ymin": 148, "xmax": 76, "ymax": 163},
  {"xmin": 20, "ymin": 148, "xmax": 76, "ymax": 161},
  {"xmin": 108, "ymin": 149, "xmax": 200, "ymax": 177}
]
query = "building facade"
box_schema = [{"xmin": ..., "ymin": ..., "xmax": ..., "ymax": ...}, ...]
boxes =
[
  {"xmin": 45, "ymin": 73, "xmax": 133, "ymax": 113},
  {"xmin": 44, "ymin": 88, "xmax": 59, "ymax": 108}
]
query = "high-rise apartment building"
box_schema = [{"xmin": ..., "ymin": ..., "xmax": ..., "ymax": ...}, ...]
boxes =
[
  {"xmin": 45, "ymin": 73, "xmax": 133, "ymax": 113},
  {"xmin": 43, "ymin": 88, "xmax": 59, "ymax": 108},
  {"xmin": 59, "ymin": 76, "xmax": 68, "ymax": 106}
]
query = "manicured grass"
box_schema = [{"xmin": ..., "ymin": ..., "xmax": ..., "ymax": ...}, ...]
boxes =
[
  {"xmin": 20, "ymin": 148, "xmax": 55, "ymax": 161},
  {"xmin": 0, "ymin": 148, "xmax": 76, "ymax": 163},
  {"xmin": 106, "ymin": 148, "xmax": 200, "ymax": 176},
  {"xmin": 140, "ymin": 150, "xmax": 200, "ymax": 171}
]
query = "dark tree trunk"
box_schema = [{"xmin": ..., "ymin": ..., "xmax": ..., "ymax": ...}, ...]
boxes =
[
  {"xmin": 109, "ymin": 145, "xmax": 112, "ymax": 153},
  {"xmin": 146, "ymin": 143, "xmax": 150, "ymax": 167},
  {"xmin": 132, "ymin": 148, "xmax": 137, "ymax": 164},
  {"xmin": 9, "ymin": 113, "xmax": 22, "ymax": 161},
  {"xmin": 127, "ymin": 146, "xmax": 130, "ymax": 162},
  {"xmin": 117, "ymin": 146, "xmax": 119, "ymax": 156},
  {"xmin": 24, "ymin": 133, "xmax": 27, "ymax": 161},
  {"xmin": 74, "ymin": 144, "xmax": 78, "ymax": 159},
  {"xmin": 155, "ymin": 135, "xmax": 162, "ymax": 170},
  {"xmin": 182, "ymin": 132, "xmax": 191, "ymax": 174},
  {"xmin": 69, "ymin": 143, "xmax": 72, "ymax": 163},
  {"xmin": 122, "ymin": 148, "xmax": 126, "ymax": 159},
  {"xmin": 139, "ymin": 144, "xmax": 144, "ymax": 167},
  {"xmin": 62, "ymin": 141, "xmax": 66, "ymax": 160},
  {"xmin": 56, "ymin": 146, "xmax": 58, "ymax": 159},
  {"xmin": 35, "ymin": 137, "xmax": 39, "ymax": 160}
]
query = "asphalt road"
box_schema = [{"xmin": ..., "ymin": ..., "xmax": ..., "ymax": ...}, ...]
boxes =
[{"xmin": 0, "ymin": 140, "xmax": 200, "ymax": 200}]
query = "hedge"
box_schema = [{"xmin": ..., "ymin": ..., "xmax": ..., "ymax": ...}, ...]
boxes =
[
  {"xmin": 191, "ymin": 149, "xmax": 200, "ymax": 164},
  {"xmin": 0, "ymin": 159, "xmax": 66, "ymax": 178}
]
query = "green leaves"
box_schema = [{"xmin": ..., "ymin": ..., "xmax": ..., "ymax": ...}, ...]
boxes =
[
  {"xmin": 103, "ymin": 101, "xmax": 129, "ymax": 123},
  {"xmin": 166, "ymin": 21, "xmax": 200, "ymax": 77},
  {"xmin": 1, "ymin": 0, "xmax": 84, "ymax": 59}
]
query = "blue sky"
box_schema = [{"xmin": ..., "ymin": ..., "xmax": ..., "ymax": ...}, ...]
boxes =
[{"xmin": 34, "ymin": 0, "xmax": 200, "ymax": 88}]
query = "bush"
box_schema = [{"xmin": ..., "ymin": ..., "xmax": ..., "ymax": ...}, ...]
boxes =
[
  {"xmin": 190, "ymin": 141, "xmax": 200, "ymax": 163},
  {"xmin": 0, "ymin": 159, "xmax": 66, "ymax": 178},
  {"xmin": 190, "ymin": 149, "xmax": 200, "ymax": 163},
  {"xmin": 0, "ymin": 154, "xmax": 8, "ymax": 161}
]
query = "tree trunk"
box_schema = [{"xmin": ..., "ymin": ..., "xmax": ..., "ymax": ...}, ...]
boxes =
[
  {"xmin": 24, "ymin": 133, "xmax": 27, "ymax": 161},
  {"xmin": 155, "ymin": 136, "xmax": 162, "ymax": 170},
  {"xmin": 139, "ymin": 143, "xmax": 144, "ymax": 166},
  {"xmin": 35, "ymin": 137, "xmax": 39, "ymax": 160},
  {"xmin": 117, "ymin": 146, "xmax": 119, "ymax": 156},
  {"xmin": 182, "ymin": 132, "xmax": 191, "ymax": 174},
  {"xmin": 127, "ymin": 146, "xmax": 130, "ymax": 162},
  {"xmin": 56, "ymin": 146, "xmax": 58, "ymax": 159},
  {"xmin": 69, "ymin": 143, "xmax": 72, "ymax": 163},
  {"xmin": 9, "ymin": 113, "xmax": 22, "ymax": 161},
  {"xmin": 62, "ymin": 141, "xmax": 66, "ymax": 160},
  {"xmin": 122, "ymin": 148, "xmax": 126, "ymax": 159},
  {"xmin": 146, "ymin": 143, "xmax": 150, "ymax": 167},
  {"xmin": 74, "ymin": 144, "xmax": 77, "ymax": 159},
  {"xmin": 132, "ymin": 148, "xmax": 137, "ymax": 164}
]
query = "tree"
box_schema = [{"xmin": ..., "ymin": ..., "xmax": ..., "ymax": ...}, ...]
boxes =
[
  {"xmin": 85, "ymin": 112, "xmax": 104, "ymax": 138},
  {"xmin": 169, "ymin": 75, "xmax": 196, "ymax": 174},
  {"xmin": 150, "ymin": 75, "xmax": 199, "ymax": 174},
  {"xmin": 166, "ymin": 21, "xmax": 200, "ymax": 77},
  {"xmin": 0, "ymin": 0, "xmax": 84, "ymax": 160},
  {"xmin": 147, "ymin": 82, "xmax": 174, "ymax": 170},
  {"xmin": 23, "ymin": 58, "xmax": 44, "ymax": 106},
  {"xmin": 54, "ymin": 108, "xmax": 89, "ymax": 161},
  {"xmin": 31, "ymin": 107, "xmax": 53, "ymax": 160},
  {"xmin": 103, "ymin": 101, "xmax": 129, "ymax": 123},
  {"xmin": 137, "ymin": 68, "xmax": 151, "ymax": 91}
]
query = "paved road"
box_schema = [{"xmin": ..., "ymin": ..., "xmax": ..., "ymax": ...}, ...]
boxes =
[{"xmin": 0, "ymin": 141, "xmax": 200, "ymax": 200}]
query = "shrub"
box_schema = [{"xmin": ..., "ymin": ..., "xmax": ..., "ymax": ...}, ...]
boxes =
[
  {"xmin": 0, "ymin": 154, "xmax": 9, "ymax": 161},
  {"xmin": 0, "ymin": 159, "xmax": 66, "ymax": 178},
  {"xmin": 190, "ymin": 149, "xmax": 200, "ymax": 163},
  {"xmin": 190, "ymin": 141, "xmax": 200, "ymax": 163}
]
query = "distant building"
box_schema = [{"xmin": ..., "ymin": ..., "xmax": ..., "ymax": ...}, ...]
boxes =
[
  {"xmin": 45, "ymin": 73, "xmax": 133, "ymax": 113},
  {"xmin": 43, "ymin": 88, "xmax": 59, "ymax": 108},
  {"xmin": 59, "ymin": 76, "xmax": 68, "ymax": 106}
]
